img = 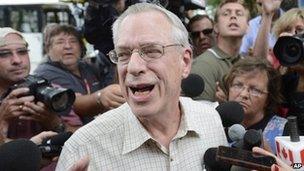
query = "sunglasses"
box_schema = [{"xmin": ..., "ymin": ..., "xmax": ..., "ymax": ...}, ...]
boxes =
[
  {"xmin": 0, "ymin": 48, "xmax": 29, "ymax": 58},
  {"xmin": 190, "ymin": 28, "xmax": 213, "ymax": 38}
]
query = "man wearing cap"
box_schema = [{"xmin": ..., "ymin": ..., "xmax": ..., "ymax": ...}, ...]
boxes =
[{"xmin": 0, "ymin": 27, "xmax": 62, "ymax": 143}]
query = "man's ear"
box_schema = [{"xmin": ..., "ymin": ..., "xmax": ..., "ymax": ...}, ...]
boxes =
[
  {"xmin": 181, "ymin": 48, "xmax": 192, "ymax": 79},
  {"xmin": 213, "ymin": 23, "xmax": 219, "ymax": 35}
]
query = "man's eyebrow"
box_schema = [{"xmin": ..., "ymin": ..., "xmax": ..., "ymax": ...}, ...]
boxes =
[
  {"xmin": 116, "ymin": 46, "xmax": 131, "ymax": 50},
  {"xmin": 222, "ymin": 9, "xmax": 232, "ymax": 12}
]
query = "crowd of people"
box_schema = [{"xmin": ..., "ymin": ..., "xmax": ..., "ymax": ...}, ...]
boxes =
[{"xmin": 0, "ymin": 0, "xmax": 303, "ymax": 170}]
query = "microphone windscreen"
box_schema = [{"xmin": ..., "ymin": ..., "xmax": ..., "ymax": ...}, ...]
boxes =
[
  {"xmin": 228, "ymin": 124, "xmax": 246, "ymax": 142},
  {"xmin": 0, "ymin": 139, "xmax": 41, "ymax": 171},
  {"xmin": 43, "ymin": 131, "xmax": 72, "ymax": 146},
  {"xmin": 243, "ymin": 129, "xmax": 262, "ymax": 151},
  {"xmin": 181, "ymin": 73, "xmax": 204, "ymax": 98},
  {"xmin": 203, "ymin": 147, "xmax": 231, "ymax": 171},
  {"xmin": 216, "ymin": 101, "xmax": 244, "ymax": 127}
]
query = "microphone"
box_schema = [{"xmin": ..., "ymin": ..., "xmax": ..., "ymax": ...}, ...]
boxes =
[
  {"xmin": 275, "ymin": 116, "xmax": 304, "ymax": 170},
  {"xmin": 216, "ymin": 101, "xmax": 244, "ymax": 127},
  {"xmin": 39, "ymin": 131, "xmax": 72, "ymax": 158},
  {"xmin": 232, "ymin": 129, "xmax": 262, "ymax": 151},
  {"xmin": 228, "ymin": 124, "xmax": 246, "ymax": 145},
  {"xmin": 242, "ymin": 129, "xmax": 262, "ymax": 151},
  {"xmin": 0, "ymin": 139, "xmax": 42, "ymax": 171},
  {"xmin": 181, "ymin": 73, "xmax": 204, "ymax": 98},
  {"xmin": 203, "ymin": 147, "xmax": 231, "ymax": 171}
]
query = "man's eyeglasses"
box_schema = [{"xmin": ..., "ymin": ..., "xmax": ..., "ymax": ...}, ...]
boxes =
[
  {"xmin": 230, "ymin": 82, "xmax": 268, "ymax": 97},
  {"xmin": 190, "ymin": 28, "xmax": 213, "ymax": 38},
  {"xmin": 108, "ymin": 43, "xmax": 183, "ymax": 64},
  {"xmin": 0, "ymin": 48, "xmax": 29, "ymax": 58}
]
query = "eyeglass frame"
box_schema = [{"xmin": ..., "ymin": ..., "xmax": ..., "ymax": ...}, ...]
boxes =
[
  {"xmin": 0, "ymin": 48, "xmax": 30, "ymax": 59},
  {"xmin": 230, "ymin": 82, "xmax": 268, "ymax": 97},
  {"xmin": 190, "ymin": 28, "xmax": 213, "ymax": 38},
  {"xmin": 108, "ymin": 43, "xmax": 183, "ymax": 64}
]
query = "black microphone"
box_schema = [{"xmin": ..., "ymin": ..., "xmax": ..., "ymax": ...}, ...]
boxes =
[
  {"xmin": 39, "ymin": 131, "xmax": 72, "ymax": 158},
  {"xmin": 243, "ymin": 129, "xmax": 262, "ymax": 150},
  {"xmin": 233, "ymin": 129, "xmax": 262, "ymax": 151},
  {"xmin": 216, "ymin": 101, "xmax": 244, "ymax": 127},
  {"xmin": 0, "ymin": 139, "xmax": 42, "ymax": 171},
  {"xmin": 181, "ymin": 73, "xmax": 204, "ymax": 98},
  {"xmin": 203, "ymin": 147, "xmax": 231, "ymax": 171}
]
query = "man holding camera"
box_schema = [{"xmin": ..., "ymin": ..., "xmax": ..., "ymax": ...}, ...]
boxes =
[{"xmin": 0, "ymin": 27, "xmax": 63, "ymax": 143}]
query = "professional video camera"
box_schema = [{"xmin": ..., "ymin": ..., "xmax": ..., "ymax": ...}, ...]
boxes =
[
  {"xmin": 2, "ymin": 75, "xmax": 75, "ymax": 113},
  {"xmin": 273, "ymin": 33, "xmax": 304, "ymax": 66}
]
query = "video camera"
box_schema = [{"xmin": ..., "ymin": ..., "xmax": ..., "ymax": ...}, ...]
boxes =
[
  {"xmin": 2, "ymin": 75, "xmax": 75, "ymax": 113},
  {"xmin": 273, "ymin": 33, "xmax": 304, "ymax": 66}
]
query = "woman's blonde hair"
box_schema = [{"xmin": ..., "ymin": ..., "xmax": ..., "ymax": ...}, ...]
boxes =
[{"xmin": 273, "ymin": 8, "xmax": 304, "ymax": 38}]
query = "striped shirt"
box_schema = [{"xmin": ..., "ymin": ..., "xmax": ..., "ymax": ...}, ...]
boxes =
[{"xmin": 56, "ymin": 97, "xmax": 227, "ymax": 171}]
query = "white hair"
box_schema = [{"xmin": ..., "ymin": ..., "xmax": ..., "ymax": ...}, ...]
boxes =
[{"xmin": 112, "ymin": 3, "xmax": 190, "ymax": 48}]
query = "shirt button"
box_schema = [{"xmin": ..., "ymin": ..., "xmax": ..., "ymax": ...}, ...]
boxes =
[{"xmin": 170, "ymin": 158, "xmax": 173, "ymax": 162}]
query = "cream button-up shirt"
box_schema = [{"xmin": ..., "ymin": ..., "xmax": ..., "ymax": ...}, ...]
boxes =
[{"xmin": 56, "ymin": 97, "xmax": 227, "ymax": 171}]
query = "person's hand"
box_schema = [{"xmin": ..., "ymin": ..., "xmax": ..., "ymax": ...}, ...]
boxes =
[
  {"xmin": 69, "ymin": 156, "xmax": 90, "ymax": 171},
  {"xmin": 18, "ymin": 101, "xmax": 61, "ymax": 130},
  {"xmin": 31, "ymin": 131, "xmax": 62, "ymax": 167},
  {"xmin": 215, "ymin": 82, "xmax": 227, "ymax": 103},
  {"xmin": 252, "ymin": 147, "xmax": 293, "ymax": 171},
  {"xmin": 98, "ymin": 84, "xmax": 125, "ymax": 109},
  {"xmin": 30, "ymin": 131, "xmax": 58, "ymax": 145},
  {"xmin": 262, "ymin": 0, "xmax": 282, "ymax": 16},
  {"xmin": 0, "ymin": 87, "xmax": 34, "ymax": 121}
]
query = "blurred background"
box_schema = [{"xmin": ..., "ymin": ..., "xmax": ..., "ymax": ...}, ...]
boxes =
[{"xmin": 0, "ymin": 0, "xmax": 299, "ymax": 72}]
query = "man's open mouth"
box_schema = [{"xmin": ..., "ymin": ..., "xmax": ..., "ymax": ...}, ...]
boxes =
[{"xmin": 130, "ymin": 84, "xmax": 155, "ymax": 95}]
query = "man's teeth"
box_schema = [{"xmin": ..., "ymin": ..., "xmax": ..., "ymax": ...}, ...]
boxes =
[{"xmin": 134, "ymin": 90, "xmax": 150, "ymax": 96}]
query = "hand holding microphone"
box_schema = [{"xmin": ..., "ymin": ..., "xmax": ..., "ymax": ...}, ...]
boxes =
[{"xmin": 39, "ymin": 131, "xmax": 72, "ymax": 158}]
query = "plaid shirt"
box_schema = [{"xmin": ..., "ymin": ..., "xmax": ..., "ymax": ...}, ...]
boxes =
[{"xmin": 56, "ymin": 97, "xmax": 227, "ymax": 171}]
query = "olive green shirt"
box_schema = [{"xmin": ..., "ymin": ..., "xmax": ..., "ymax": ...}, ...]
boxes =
[{"xmin": 191, "ymin": 46, "xmax": 241, "ymax": 101}]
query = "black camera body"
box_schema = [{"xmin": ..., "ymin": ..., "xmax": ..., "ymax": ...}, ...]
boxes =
[
  {"xmin": 273, "ymin": 33, "xmax": 304, "ymax": 66},
  {"xmin": 3, "ymin": 75, "xmax": 75, "ymax": 113}
]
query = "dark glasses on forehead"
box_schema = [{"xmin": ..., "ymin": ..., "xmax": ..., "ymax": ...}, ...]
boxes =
[{"xmin": 190, "ymin": 28, "xmax": 213, "ymax": 38}]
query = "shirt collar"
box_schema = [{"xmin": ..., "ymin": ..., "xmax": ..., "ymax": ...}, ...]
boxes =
[
  {"xmin": 122, "ymin": 109, "xmax": 151, "ymax": 155},
  {"xmin": 208, "ymin": 46, "xmax": 241, "ymax": 64},
  {"xmin": 122, "ymin": 97, "xmax": 202, "ymax": 154}
]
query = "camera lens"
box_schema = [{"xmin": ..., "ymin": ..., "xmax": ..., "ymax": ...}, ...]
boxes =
[
  {"xmin": 273, "ymin": 35, "xmax": 304, "ymax": 66},
  {"xmin": 51, "ymin": 92, "xmax": 69, "ymax": 112},
  {"xmin": 36, "ymin": 87, "xmax": 75, "ymax": 113},
  {"xmin": 286, "ymin": 43, "xmax": 302, "ymax": 58}
]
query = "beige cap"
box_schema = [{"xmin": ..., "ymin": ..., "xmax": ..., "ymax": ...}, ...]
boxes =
[{"xmin": 0, "ymin": 27, "xmax": 28, "ymax": 47}]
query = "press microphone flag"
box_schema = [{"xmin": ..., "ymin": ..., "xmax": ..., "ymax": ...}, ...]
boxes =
[{"xmin": 275, "ymin": 116, "xmax": 304, "ymax": 170}]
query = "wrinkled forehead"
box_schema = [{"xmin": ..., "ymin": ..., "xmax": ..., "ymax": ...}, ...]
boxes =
[{"xmin": 0, "ymin": 33, "xmax": 27, "ymax": 48}]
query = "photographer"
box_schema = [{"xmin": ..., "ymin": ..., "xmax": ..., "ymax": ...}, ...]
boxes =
[
  {"xmin": 34, "ymin": 24, "xmax": 125, "ymax": 128},
  {"xmin": 271, "ymin": 8, "xmax": 304, "ymax": 132},
  {"xmin": 0, "ymin": 27, "xmax": 63, "ymax": 142}
]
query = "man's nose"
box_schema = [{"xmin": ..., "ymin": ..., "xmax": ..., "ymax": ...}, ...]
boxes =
[
  {"xmin": 127, "ymin": 50, "xmax": 146, "ymax": 76},
  {"xmin": 63, "ymin": 40, "xmax": 73, "ymax": 48},
  {"xmin": 11, "ymin": 52, "xmax": 22, "ymax": 64}
]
